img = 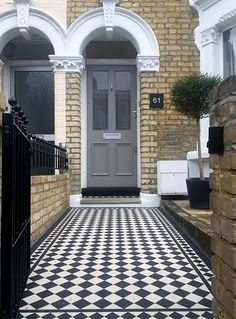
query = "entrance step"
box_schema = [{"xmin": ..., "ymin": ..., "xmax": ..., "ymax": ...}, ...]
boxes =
[
  {"xmin": 82, "ymin": 187, "xmax": 140, "ymax": 197},
  {"xmin": 80, "ymin": 196, "xmax": 141, "ymax": 205}
]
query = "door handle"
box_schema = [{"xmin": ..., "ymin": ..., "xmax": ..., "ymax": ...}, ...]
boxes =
[{"xmin": 132, "ymin": 111, "xmax": 137, "ymax": 118}]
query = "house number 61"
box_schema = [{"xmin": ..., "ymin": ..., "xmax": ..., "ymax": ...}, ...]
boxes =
[
  {"xmin": 153, "ymin": 97, "xmax": 161, "ymax": 104},
  {"xmin": 149, "ymin": 93, "xmax": 164, "ymax": 108}
]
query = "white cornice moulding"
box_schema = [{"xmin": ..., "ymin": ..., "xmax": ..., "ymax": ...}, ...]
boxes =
[
  {"xmin": 189, "ymin": 0, "xmax": 221, "ymax": 11},
  {"xmin": 217, "ymin": 9, "xmax": 236, "ymax": 29},
  {"xmin": 136, "ymin": 55, "xmax": 160, "ymax": 72},
  {"xmin": 14, "ymin": 0, "xmax": 33, "ymax": 40},
  {"xmin": 201, "ymin": 27, "xmax": 220, "ymax": 46},
  {"xmin": 49, "ymin": 56, "xmax": 85, "ymax": 73}
]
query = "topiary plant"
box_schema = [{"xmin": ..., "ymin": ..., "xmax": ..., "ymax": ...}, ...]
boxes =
[{"xmin": 171, "ymin": 73, "xmax": 221, "ymax": 180}]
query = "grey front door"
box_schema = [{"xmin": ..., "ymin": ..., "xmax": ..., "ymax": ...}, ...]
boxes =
[{"xmin": 87, "ymin": 65, "xmax": 137, "ymax": 188}]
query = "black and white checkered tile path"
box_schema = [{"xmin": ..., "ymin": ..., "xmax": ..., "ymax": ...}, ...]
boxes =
[{"xmin": 19, "ymin": 208, "xmax": 213, "ymax": 318}]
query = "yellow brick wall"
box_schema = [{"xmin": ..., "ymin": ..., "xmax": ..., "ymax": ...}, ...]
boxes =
[
  {"xmin": 67, "ymin": 0, "xmax": 100, "ymax": 26},
  {"xmin": 0, "ymin": 0, "xmax": 13, "ymax": 11},
  {"xmin": 31, "ymin": 174, "xmax": 69, "ymax": 243},
  {"xmin": 66, "ymin": 73, "xmax": 81, "ymax": 195},
  {"xmin": 67, "ymin": 0, "xmax": 199, "ymax": 193},
  {"xmin": 33, "ymin": 0, "xmax": 67, "ymax": 27},
  {"xmin": 140, "ymin": 71, "xmax": 196, "ymax": 193},
  {"xmin": 210, "ymin": 76, "xmax": 236, "ymax": 319}
]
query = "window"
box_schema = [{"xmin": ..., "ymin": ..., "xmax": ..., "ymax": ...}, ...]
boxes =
[
  {"xmin": 116, "ymin": 71, "xmax": 131, "ymax": 130},
  {"xmin": 14, "ymin": 69, "xmax": 54, "ymax": 141},
  {"xmin": 92, "ymin": 71, "xmax": 108, "ymax": 130},
  {"xmin": 223, "ymin": 26, "xmax": 236, "ymax": 78}
]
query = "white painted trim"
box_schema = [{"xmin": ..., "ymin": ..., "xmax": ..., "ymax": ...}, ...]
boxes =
[
  {"xmin": 100, "ymin": 0, "xmax": 119, "ymax": 37},
  {"xmin": 86, "ymin": 59, "xmax": 136, "ymax": 66},
  {"xmin": 81, "ymin": 70, "xmax": 87, "ymax": 189},
  {"xmin": 69, "ymin": 193, "xmax": 161, "ymax": 208},
  {"xmin": 80, "ymin": 62, "xmax": 141, "ymax": 190},
  {"xmin": 9, "ymin": 62, "xmax": 51, "ymax": 68},
  {"xmin": 49, "ymin": 55, "xmax": 85, "ymax": 73},
  {"xmin": 137, "ymin": 73, "xmax": 141, "ymax": 188},
  {"xmin": 216, "ymin": 9, "xmax": 236, "ymax": 31},
  {"xmin": 200, "ymin": 27, "xmax": 220, "ymax": 47},
  {"xmin": 136, "ymin": 55, "xmax": 159, "ymax": 72},
  {"xmin": 70, "ymin": 194, "xmax": 82, "ymax": 207},
  {"xmin": 140, "ymin": 193, "xmax": 161, "ymax": 207},
  {"xmin": 14, "ymin": 0, "xmax": 32, "ymax": 40}
]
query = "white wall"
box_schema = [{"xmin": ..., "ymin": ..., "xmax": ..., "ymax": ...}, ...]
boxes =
[{"xmin": 190, "ymin": 0, "xmax": 236, "ymax": 151}]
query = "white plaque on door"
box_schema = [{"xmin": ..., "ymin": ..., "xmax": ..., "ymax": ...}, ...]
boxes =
[{"xmin": 103, "ymin": 133, "xmax": 121, "ymax": 140}]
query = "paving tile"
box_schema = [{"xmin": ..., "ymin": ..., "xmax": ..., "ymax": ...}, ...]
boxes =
[{"xmin": 19, "ymin": 208, "xmax": 213, "ymax": 318}]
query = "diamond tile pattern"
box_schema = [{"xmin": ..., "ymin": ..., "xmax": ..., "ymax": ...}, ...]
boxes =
[{"xmin": 19, "ymin": 208, "xmax": 213, "ymax": 318}]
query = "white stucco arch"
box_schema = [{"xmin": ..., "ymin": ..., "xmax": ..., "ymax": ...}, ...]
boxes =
[
  {"xmin": 0, "ymin": 8, "xmax": 67, "ymax": 55},
  {"xmin": 67, "ymin": 7, "xmax": 160, "ymax": 71}
]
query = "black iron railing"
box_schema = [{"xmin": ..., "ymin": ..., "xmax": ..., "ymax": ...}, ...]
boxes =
[
  {"xmin": 30, "ymin": 136, "xmax": 68, "ymax": 175},
  {"xmin": 0, "ymin": 97, "xmax": 68, "ymax": 318},
  {"xmin": 1, "ymin": 98, "xmax": 31, "ymax": 319}
]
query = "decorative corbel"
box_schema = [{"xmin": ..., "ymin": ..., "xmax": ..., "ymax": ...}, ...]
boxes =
[
  {"xmin": 14, "ymin": 0, "xmax": 32, "ymax": 40},
  {"xmin": 100, "ymin": 0, "xmax": 120, "ymax": 39},
  {"xmin": 49, "ymin": 56, "xmax": 86, "ymax": 74},
  {"xmin": 136, "ymin": 55, "xmax": 160, "ymax": 72},
  {"xmin": 201, "ymin": 27, "xmax": 220, "ymax": 47}
]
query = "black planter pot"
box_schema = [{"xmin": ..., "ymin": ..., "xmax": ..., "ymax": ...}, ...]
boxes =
[{"xmin": 186, "ymin": 178, "xmax": 211, "ymax": 209}]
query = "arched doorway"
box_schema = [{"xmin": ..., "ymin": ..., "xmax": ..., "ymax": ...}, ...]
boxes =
[{"xmin": 66, "ymin": 6, "xmax": 160, "ymax": 200}]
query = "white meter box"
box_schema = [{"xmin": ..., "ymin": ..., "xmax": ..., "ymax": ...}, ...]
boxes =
[{"xmin": 157, "ymin": 160, "xmax": 188, "ymax": 195}]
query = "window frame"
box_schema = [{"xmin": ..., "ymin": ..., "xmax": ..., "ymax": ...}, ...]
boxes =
[{"xmin": 10, "ymin": 63, "xmax": 55, "ymax": 141}]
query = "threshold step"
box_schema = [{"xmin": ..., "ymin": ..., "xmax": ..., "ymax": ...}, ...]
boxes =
[
  {"xmin": 80, "ymin": 197, "xmax": 141, "ymax": 205},
  {"xmin": 82, "ymin": 187, "xmax": 140, "ymax": 197}
]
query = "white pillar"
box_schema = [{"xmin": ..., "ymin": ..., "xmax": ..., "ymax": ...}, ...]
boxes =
[
  {"xmin": 0, "ymin": 60, "xmax": 4, "ymax": 93},
  {"xmin": 54, "ymin": 72, "xmax": 66, "ymax": 146},
  {"xmin": 200, "ymin": 27, "xmax": 220, "ymax": 151}
]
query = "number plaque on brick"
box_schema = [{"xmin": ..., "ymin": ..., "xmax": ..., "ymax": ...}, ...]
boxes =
[{"xmin": 149, "ymin": 93, "xmax": 164, "ymax": 108}]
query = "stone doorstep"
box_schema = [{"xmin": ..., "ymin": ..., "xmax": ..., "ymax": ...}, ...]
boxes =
[
  {"xmin": 161, "ymin": 200, "xmax": 213, "ymax": 264},
  {"xmin": 80, "ymin": 197, "xmax": 141, "ymax": 205}
]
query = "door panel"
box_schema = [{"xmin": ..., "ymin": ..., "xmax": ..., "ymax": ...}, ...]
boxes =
[
  {"xmin": 91, "ymin": 143, "xmax": 110, "ymax": 176},
  {"xmin": 115, "ymin": 143, "xmax": 133, "ymax": 176},
  {"xmin": 87, "ymin": 66, "xmax": 137, "ymax": 188}
]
